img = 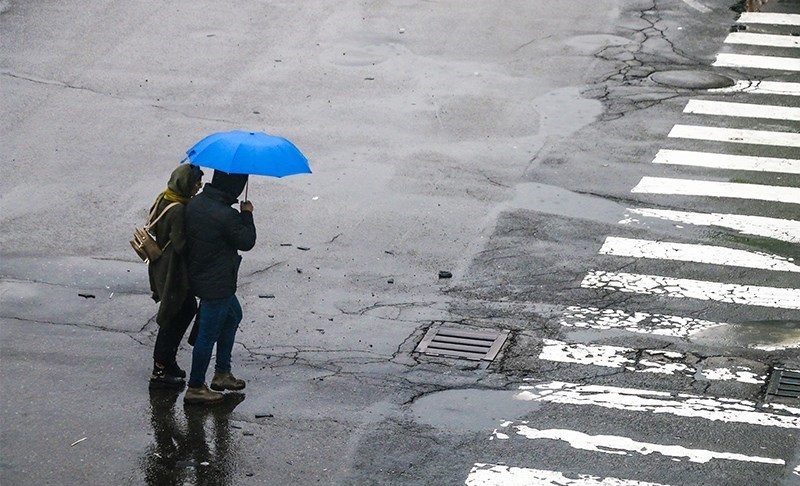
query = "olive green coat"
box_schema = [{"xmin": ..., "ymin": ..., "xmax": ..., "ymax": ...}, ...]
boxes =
[{"xmin": 148, "ymin": 165, "xmax": 196, "ymax": 326}]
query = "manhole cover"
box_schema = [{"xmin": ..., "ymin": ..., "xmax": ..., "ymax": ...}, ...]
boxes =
[
  {"xmin": 766, "ymin": 368, "xmax": 800, "ymax": 399},
  {"xmin": 650, "ymin": 70, "xmax": 735, "ymax": 89},
  {"xmin": 415, "ymin": 327, "xmax": 510, "ymax": 362}
]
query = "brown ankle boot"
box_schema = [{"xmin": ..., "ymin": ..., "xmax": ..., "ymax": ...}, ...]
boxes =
[
  {"xmin": 184, "ymin": 384, "xmax": 224, "ymax": 404},
  {"xmin": 210, "ymin": 372, "xmax": 246, "ymax": 391}
]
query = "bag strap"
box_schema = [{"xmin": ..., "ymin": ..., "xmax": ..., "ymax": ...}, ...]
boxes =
[{"xmin": 145, "ymin": 201, "xmax": 181, "ymax": 229}]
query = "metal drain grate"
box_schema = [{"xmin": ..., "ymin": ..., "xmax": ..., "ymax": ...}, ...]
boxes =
[
  {"xmin": 415, "ymin": 327, "xmax": 510, "ymax": 362},
  {"xmin": 766, "ymin": 369, "xmax": 800, "ymax": 399}
]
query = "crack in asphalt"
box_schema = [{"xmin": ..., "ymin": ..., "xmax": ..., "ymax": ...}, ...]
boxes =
[
  {"xmin": 591, "ymin": 0, "xmax": 704, "ymax": 120},
  {"xmin": 0, "ymin": 314, "xmax": 146, "ymax": 337},
  {"xmin": 339, "ymin": 300, "xmax": 439, "ymax": 319},
  {"xmin": 1, "ymin": 68, "xmax": 234, "ymax": 124},
  {"xmin": 513, "ymin": 34, "xmax": 554, "ymax": 53},
  {"xmin": 1, "ymin": 69, "xmax": 125, "ymax": 99},
  {"xmin": 241, "ymin": 261, "xmax": 286, "ymax": 279}
]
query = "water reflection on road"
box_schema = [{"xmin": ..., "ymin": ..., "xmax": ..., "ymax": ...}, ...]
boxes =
[{"xmin": 142, "ymin": 389, "xmax": 245, "ymax": 485}]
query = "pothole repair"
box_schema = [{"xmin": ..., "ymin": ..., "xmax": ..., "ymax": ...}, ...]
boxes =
[{"xmin": 650, "ymin": 70, "xmax": 736, "ymax": 89}]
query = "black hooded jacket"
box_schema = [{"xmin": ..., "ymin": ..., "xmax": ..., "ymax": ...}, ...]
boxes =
[{"xmin": 185, "ymin": 174, "xmax": 256, "ymax": 300}]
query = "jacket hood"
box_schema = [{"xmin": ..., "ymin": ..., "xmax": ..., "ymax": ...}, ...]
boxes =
[
  {"xmin": 210, "ymin": 170, "xmax": 248, "ymax": 199},
  {"xmin": 168, "ymin": 164, "xmax": 202, "ymax": 199}
]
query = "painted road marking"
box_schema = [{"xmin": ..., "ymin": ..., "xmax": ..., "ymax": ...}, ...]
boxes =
[
  {"xmin": 492, "ymin": 425, "xmax": 785, "ymax": 465},
  {"xmin": 631, "ymin": 177, "xmax": 800, "ymax": 204},
  {"xmin": 466, "ymin": 464, "xmax": 671, "ymax": 486},
  {"xmin": 514, "ymin": 381, "xmax": 800, "ymax": 429},
  {"xmin": 540, "ymin": 339, "xmax": 765, "ymax": 384},
  {"xmin": 652, "ymin": 149, "xmax": 800, "ymax": 174},
  {"xmin": 668, "ymin": 125, "xmax": 800, "ymax": 147},
  {"xmin": 710, "ymin": 80, "xmax": 800, "ymax": 96},
  {"xmin": 713, "ymin": 53, "xmax": 800, "ymax": 72},
  {"xmin": 620, "ymin": 208, "xmax": 800, "ymax": 244},
  {"xmin": 724, "ymin": 32, "xmax": 800, "ymax": 49},
  {"xmin": 561, "ymin": 305, "xmax": 726, "ymax": 337},
  {"xmin": 581, "ymin": 270, "xmax": 800, "ymax": 310},
  {"xmin": 599, "ymin": 236, "xmax": 800, "ymax": 272},
  {"xmin": 560, "ymin": 306, "xmax": 799, "ymax": 351},
  {"xmin": 683, "ymin": 99, "xmax": 800, "ymax": 121},
  {"xmin": 680, "ymin": 0, "xmax": 710, "ymax": 13},
  {"xmin": 736, "ymin": 12, "xmax": 800, "ymax": 26}
]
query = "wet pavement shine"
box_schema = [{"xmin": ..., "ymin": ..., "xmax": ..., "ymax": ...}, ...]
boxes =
[{"xmin": 2, "ymin": 0, "xmax": 799, "ymax": 485}]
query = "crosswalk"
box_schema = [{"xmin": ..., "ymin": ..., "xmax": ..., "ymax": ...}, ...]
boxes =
[{"xmin": 465, "ymin": 10, "xmax": 799, "ymax": 486}]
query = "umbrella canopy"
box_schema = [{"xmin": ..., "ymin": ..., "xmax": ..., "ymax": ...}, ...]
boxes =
[{"xmin": 183, "ymin": 130, "xmax": 311, "ymax": 178}]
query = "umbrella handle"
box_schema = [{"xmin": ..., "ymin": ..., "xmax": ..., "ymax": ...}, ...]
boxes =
[{"xmin": 244, "ymin": 180, "xmax": 248, "ymax": 202}]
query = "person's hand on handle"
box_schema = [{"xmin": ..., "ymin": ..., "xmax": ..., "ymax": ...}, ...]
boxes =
[{"xmin": 240, "ymin": 201, "xmax": 254, "ymax": 213}]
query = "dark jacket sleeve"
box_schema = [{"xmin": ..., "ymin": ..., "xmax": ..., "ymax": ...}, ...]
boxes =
[{"xmin": 225, "ymin": 211, "xmax": 256, "ymax": 252}]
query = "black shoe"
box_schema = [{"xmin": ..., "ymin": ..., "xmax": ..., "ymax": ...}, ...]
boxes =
[
  {"xmin": 149, "ymin": 369, "xmax": 185, "ymax": 389},
  {"xmin": 165, "ymin": 362, "xmax": 186, "ymax": 379}
]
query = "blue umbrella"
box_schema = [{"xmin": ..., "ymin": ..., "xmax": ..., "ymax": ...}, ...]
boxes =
[{"xmin": 183, "ymin": 130, "xmax": 311, "ymax": 178}]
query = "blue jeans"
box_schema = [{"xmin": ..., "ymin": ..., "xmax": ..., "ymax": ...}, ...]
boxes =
[{"xmin": 188, "ymin": 295, "xmax": 242, "ymax": 388}]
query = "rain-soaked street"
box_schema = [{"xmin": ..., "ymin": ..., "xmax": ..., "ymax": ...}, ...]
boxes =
[{"xmin": 2, "ymin": 1, "xmax": 799, "ymax": 485}]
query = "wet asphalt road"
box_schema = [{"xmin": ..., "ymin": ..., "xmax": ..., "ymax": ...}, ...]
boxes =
[{"xmin": 2, "ymin": 1, "xmax": 799, "ymax": 485}]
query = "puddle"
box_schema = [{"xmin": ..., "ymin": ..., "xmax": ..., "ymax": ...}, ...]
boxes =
[
  {"xmin": 508, "ymin": 182, "xmax": 624, "ymax": 224},
  {"xmin": 410, "ymin": 388, "xmax": 543, "ymax": 433},
  {"xmin": 693, "ymin": 320, "xmax": 800, "ymax": 350},
  {"xmin": 143, "ymin": 389, "xmax": 245, "ymax": 484}
]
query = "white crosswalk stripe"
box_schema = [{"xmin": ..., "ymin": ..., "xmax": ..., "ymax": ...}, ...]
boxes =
[
  {"xmin": 683, "ymin": 99, "xmax": 800, "ymax": 121},
  {"xmin": 560, "ymin": 305, "xmax": 726, "ymax": 337},
  {"xmin": 494, "ymin": 425, "xmax": 785, "ymax": 465},
  {"xmin": 713, "ymin": 53, "xmax": 800, "ymax": 71},
  {"xmin": 631, "ymin": 176, "xmax": 800, "ymax": 204},
  {"xmin": 466, "ymin": 464, "xmax": 672, "ymax": 486},
  {"xmin": 735, "ymin": 12, "xmax": 800, "ymax": 26},
  {"xmin": 560, "ymin": 306, "xmax": 799, "ymax": 350},
  {"xmin": 710, "ymin": 80, "xmax": 800, "ymax": 95},
  {"xmin": 668, "ymin": 125, "xmax": 800, "ymax": 147},
  {"xmin": 652, "ymin": 149, "xmax": 800, "ymax": 174},
  {"xmin": 620, "ymin": 208, "xmax": 800, "ymax": 243},
  {"xmin": 539, "ymin": 339, "xmax": 765, "ymax": 383},
  {"xmin": 582, "ymin": 270, "xmax": 800, "ymax": 309},
  {"xmin": 599, "ymin": 236, "xmax": 800, "ymax": 272},
  {"xmin": 514, "ymin": 382, "xmax": 800, "ymax": 429},
  {"xmin": 724, "ymin": 32, "xmax": 800, "ymax": 48}
]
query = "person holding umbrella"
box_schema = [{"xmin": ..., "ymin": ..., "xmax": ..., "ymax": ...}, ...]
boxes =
[
  {"xmin": 183, "ymin": 170, "xmax": 255, "ymax": 404},
  {"xmin": 180, "ymin": 130, "xmax": 310, "ymax": 404}
]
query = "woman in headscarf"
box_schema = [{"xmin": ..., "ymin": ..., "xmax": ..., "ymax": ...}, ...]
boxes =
[{"xmin": 147, "ymin": 164, "xmax": 203, "ymax": 389}]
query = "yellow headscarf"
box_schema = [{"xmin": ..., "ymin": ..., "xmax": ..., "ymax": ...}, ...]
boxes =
[{"xmin": 155, "ymin": 164, "xmax": 201, "ymax": 205}]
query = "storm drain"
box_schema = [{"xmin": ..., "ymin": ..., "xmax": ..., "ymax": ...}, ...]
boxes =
[
  {"xmin": 415, "ymin": 327, "xmax": 510, "ymax": 362},
  {"xmin": 766, "ymin": 369, "xmax": 800, "ymax": 399}
]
